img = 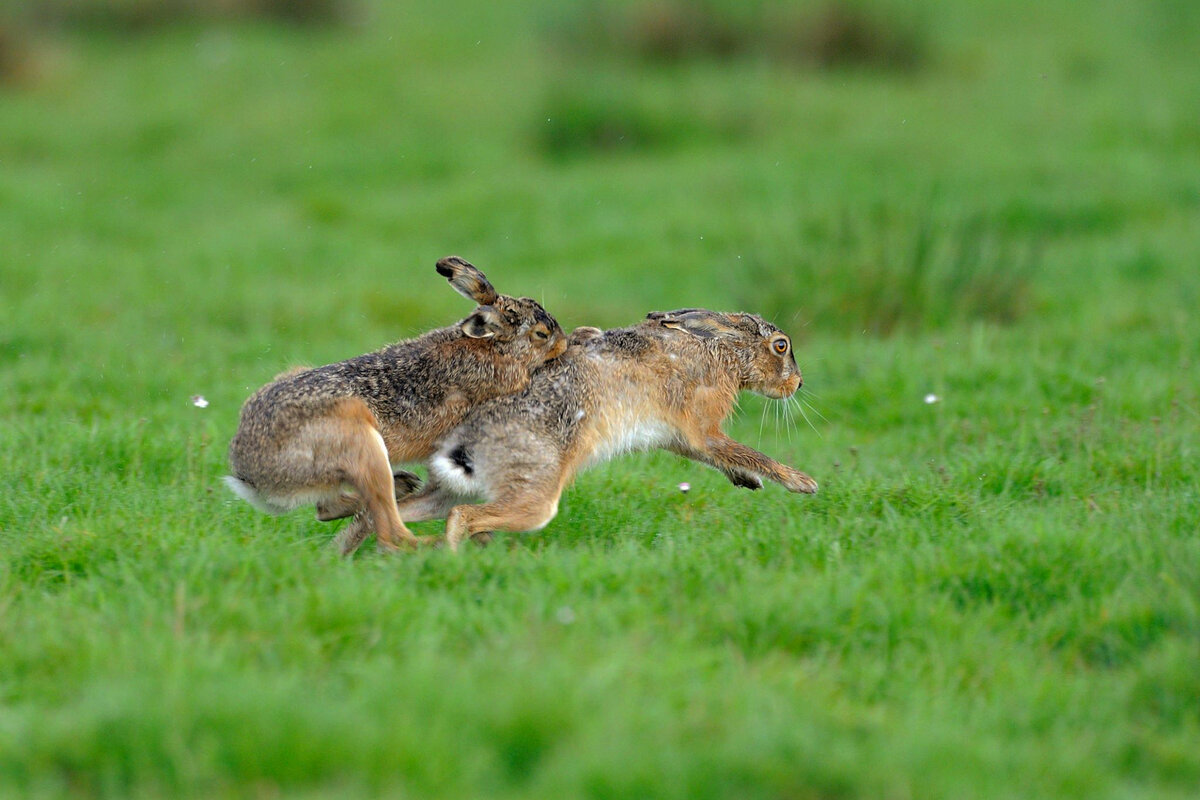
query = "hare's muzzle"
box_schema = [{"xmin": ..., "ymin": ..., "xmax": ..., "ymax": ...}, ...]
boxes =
[{"xmin": 779, "ymin": 374, "xmax": 802, "ymax": 398}]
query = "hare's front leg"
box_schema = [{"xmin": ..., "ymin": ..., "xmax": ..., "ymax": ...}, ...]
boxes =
[
  {"xmin": 677, "ymin": 433, "xmax": 818, "ymax": 494},
  {"xmin": 666, "ymin": 444, "xmax": 763, "ymax": 490}
]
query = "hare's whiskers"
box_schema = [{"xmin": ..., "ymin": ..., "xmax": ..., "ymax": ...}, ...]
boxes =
[
  {"xmin": 799, "ymin": 390, "xmax": 830, "ymax": 424},
  {"xmin": 781, "ymin": 399, "xmax": 795, "ymax": 444},
  {"xmin": 792, "ymin": 395, "xmax": 821, "ymax": 437},
  {"xmin": 798, "ymin": 385, "xmax": 824, "ymax": 399}
]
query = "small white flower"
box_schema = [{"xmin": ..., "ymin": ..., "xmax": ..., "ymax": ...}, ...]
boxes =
[
  {"xmin": 191, "ymin": 395, "xmax": 209, "ymax": 408},
  {"xmin": 678, "ymin": 482, "xmax": 691, "ymax": 494},
  {"xmin": 924, "ymin": 393, "xmax": 939, "ymax": 405},
  {"xmin": 555, "ymin": 606, "xmax": 576, "ymax": 625}
]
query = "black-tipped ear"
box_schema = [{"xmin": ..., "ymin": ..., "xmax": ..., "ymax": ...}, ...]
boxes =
[
  {"xmin": 437, "ymin": 256, "xmax": 500, "ymax": 305},
  {"xmin": 460, "ymin": 307, "xmax": 502, "ymax": 339}
]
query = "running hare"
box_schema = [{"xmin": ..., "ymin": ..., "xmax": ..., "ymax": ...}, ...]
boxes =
[
  {"xmin": 224, "ymin": 256, "xmax": 567, "ymax": 551},
  {"xmin": 338, "ymin": 308, "xmax": 817, "ymax": 553}
]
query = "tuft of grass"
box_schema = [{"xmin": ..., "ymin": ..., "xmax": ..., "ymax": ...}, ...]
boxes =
[
  {"xmin": 784, "ymin": 2, "xmax": 926, "ymax": 70},
  {"xmin": 4, "ymin": 0, "xmax": 355, "ymax": 31},
  {"xmin": 738, "ymin": 208, "xmax": 1039, "ymax": 335},
  {"xmin": 538, "ymin": 82, "xmax": 691, "ymax": 158},
  {"xmin": 0, "ymin": 24, "xmax": 27, "ymax": 84},
  {"xmin": 548, "ymin": 0, "xmax": 927, "ymax": 72},
  {"xmin": 536, "ymin": 74, "xmax": 745, "ymax": 159}
]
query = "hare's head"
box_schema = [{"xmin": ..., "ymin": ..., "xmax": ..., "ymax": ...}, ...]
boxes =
[
  {"xmin": 437, "ymin": 256, "xmax": 568, "ymax": 365},
  {"xmin": 648, "ymin": 309, "xmax": 802, "ymax": 399}
]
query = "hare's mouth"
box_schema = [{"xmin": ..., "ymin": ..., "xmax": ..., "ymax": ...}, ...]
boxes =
[{"xmin": 760, "ymin": 375, "xmax": 801, "ymax": 399}]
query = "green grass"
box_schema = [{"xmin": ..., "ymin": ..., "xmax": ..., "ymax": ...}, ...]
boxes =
[{"xmin": 2, "ymin": 0, "xmax": 1199, "ymax": 797}]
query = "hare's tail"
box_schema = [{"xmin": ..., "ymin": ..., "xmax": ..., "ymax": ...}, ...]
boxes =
[{"xmin": 223, "ymin": 475, "xmax": 290, "ymax": 515}]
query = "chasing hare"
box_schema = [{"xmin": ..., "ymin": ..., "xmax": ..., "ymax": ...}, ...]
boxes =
[
  {"xmin": 224, "ymin": 256, "xmax": 567, "ymax": 551},
  {"xmin": 339, "ymin": 308, "xmax": 817, "ymax": 553}
]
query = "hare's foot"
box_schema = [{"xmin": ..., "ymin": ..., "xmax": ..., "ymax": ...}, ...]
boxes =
[
  {"xmin": 782, "ymin": 468, "xmax": 818, "ymax": 494},
  {"xmin": 394, "ymin": 484, "xmax": 461, "ymax": 523},
  {"xmin": 317, "ymin": 470, "xmax": 423, "ymax": 522},
  {"xmin": 392, "ymin": 470, "xmax": 422, "ymax": 496},
  {"xmin": 317, "ymin": 492, "xmax": 359, "ymax": 522},
  {"xmin": 333, "ymin": 511, "xmax": 371, "ymax": 556},
  {"xmin": 444, "ymin": 495, "xmax": 558, "ymax": 553},
  {"xmin": 336, "ymin": 518, "xmax": 423, "ymax": 555}
]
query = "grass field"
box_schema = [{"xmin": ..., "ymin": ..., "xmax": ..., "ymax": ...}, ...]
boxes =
[{"xmin": 2, "ymin": 0, "xmax": 1199, "ymax": 797}]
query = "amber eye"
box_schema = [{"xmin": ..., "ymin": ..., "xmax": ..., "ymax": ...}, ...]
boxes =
[
  {"xmin": 772, "ymin": 338, "xmax": 789, "ymax": 355},
  {"xmin": 533, "ymin": 328, "xmax": 549, "ymax": 340}
]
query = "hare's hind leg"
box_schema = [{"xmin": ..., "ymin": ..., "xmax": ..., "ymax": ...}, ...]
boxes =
[
  {"xmin": 316, "ymin": 493, "xmax": 359, "ymax": 522},
  {"xmin": 316, "ymin": 470, "xmax": 422, "ymax": 522},
  {"xmin": 335, "ymin": 479, "xmax": 460, "ymax": 556},
  {"xmin": 394, "ymin": 483, "xmax": 463, "ymax": 522},
  {"xmin": 323, "ymin": 399, "xmax": 421, "ymax": 551},
  {"xmin": 332, "ymin": 509, "xmax": 372, "ymax": 557},
  {"xmin": 443, "ymin": 491, "xmax": 562, "ymax": 553}
]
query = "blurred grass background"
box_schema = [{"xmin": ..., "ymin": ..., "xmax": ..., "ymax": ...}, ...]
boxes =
[{"xmin": 1, "ymin": 1, "xmax": 1198, "ymax": 798}]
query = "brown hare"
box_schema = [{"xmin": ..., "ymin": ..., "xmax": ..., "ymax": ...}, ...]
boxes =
[
  {"xmin": 339, "ymin": 308, "xmax": 817, "ymax": 553},
  {"xmin": 224, "ymin": 256, "xmax": 567, "ymax": 552}
]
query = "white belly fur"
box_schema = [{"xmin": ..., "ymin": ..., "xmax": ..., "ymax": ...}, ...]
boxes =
[{"xmin": 589, "ymin": 416, "xmax": 673, "ymax": 465}]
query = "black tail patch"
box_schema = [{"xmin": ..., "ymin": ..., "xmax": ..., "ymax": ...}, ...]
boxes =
[{"xmin": 448, "ymin": 444, "xmax": 474, "ymax": 475}]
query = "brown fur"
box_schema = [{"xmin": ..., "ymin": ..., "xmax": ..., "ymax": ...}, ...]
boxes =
[
  {"xmin": 224, "ymin": 257, "xmax": 567, "ymax": 552},
  {"xmin": 337, "ymin": 308, "xmax": 817, "ymax": 553}
]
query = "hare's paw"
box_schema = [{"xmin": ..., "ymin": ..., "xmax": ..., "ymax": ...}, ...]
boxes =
[
  {"xmin": 783, "ymin": 469, "xmax": 818, "ymax": 494},
  {"xmin": 726, "ymin": 469, "xmax": 763, "ymax": 490},
  {"xmin": 393, "ymin": 470, "xmax": 423, "ymax": 497},
  {"xmin": 375, "ymin": 537, "xmax": 403, "ymax": 553}
]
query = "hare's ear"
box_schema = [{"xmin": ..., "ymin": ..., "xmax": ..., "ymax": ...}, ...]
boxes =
[
  {"xmin": 460, "ymin": 307, "xmax": 502, "ymax": 339},
  {"xmin": 437, "ymin": 256, "xmax": 500, "ymax": 305},
  {"xmin": 569, "ymin": 326, "xmax": 603, "ymax": 345},
  {"xmin": 646, "ymin": 308, "xmax": 705, "ymax": 322},
  {"xmin": 651, "ymin": 309, "xmax": 737, "ymax": 340}
]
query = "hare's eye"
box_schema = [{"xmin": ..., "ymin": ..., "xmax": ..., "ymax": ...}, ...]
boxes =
[
  {"xmin": 772, "ymin": 339, "xmax": 789, "ymax": 355},
  {"xmin": 534, "ymin": 329, "xmax": 549, "ymax": 340}
]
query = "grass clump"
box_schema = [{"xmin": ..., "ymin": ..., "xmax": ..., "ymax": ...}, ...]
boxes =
[
  {"xmin": 4, "ymin": 0, "xmax": 355, "ymax": 31},
  {"xmin": 737, "ymin": 208, "xmax": 1038, "ymax": 336},
  {"xmin": 550, "ymin": 0, "xmax": 927, "ymax": 72},
  {"xmin": 0, "ymin": 24, "xmax": 30, "ymax": 84},
  {"xmin": 536, "ymin": 75, "xmax": 744, "ymax": 159}
]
